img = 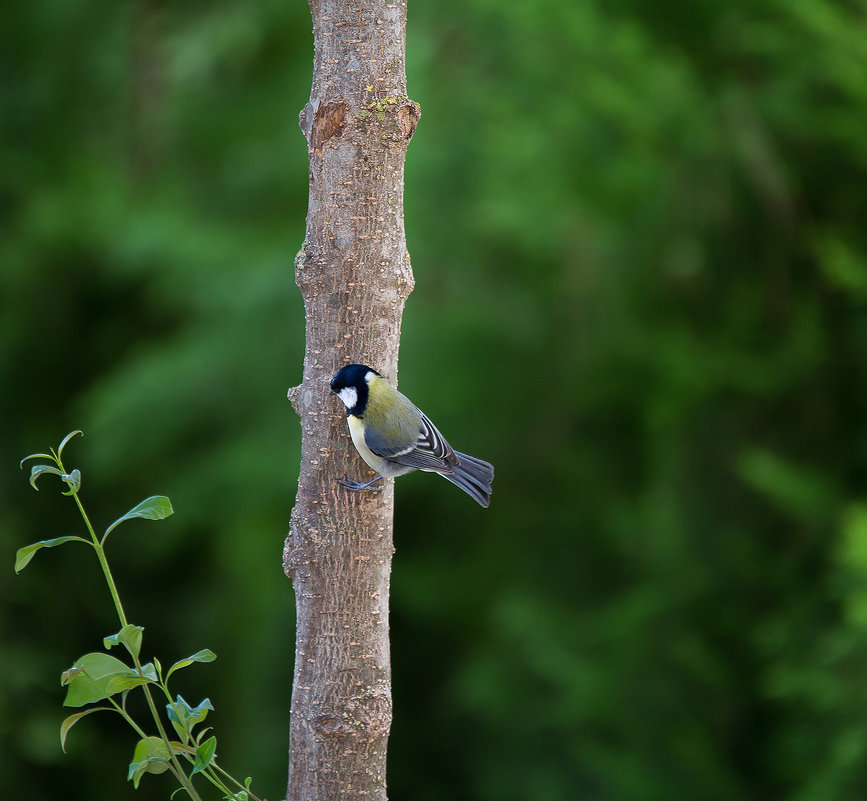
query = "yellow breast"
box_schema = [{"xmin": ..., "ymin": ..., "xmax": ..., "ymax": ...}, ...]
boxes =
[{"xmin": 347, "ymin": 414, "xmax": 386, "ymax": 473}]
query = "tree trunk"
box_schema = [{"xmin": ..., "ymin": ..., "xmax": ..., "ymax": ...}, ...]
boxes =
[{"xmin": 283, "ymin": 0, "xmax": 419, "ymax": 798}]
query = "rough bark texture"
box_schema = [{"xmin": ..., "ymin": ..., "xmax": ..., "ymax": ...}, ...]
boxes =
[{"xmin": 284, "ymin": 1, "xmax": 418, "ymax": 799}]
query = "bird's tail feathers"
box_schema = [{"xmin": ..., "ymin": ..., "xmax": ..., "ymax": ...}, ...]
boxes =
[{"xmin": 440, "ymin": 451, "xmax": 494, "ymax": 508}]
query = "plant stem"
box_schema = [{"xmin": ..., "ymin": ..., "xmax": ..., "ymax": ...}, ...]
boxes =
[
  {"xmin": 56, "ymin": 454, "xmax": 128, "ymax": 627},
  {"xmin": 60, "ymin": 461, "xmax": 203, "ymax": 801},
  {"xmin": 213, "ymin": 762, "xmax": 264, "ymax": 801},
  {"xmin": 138, "ymin": 680, "xmax": 203, "ymax": 801},
  {"xmin": 51, "ymin": 446, "xmax": 261, "ymax": 801},
  {"xmin": 71, "ymin": 492, "xmax": 129, "ymax": 627},
  {"xmin": 200, "ymin": 767, "xmax": 233, "ymax": 797},
  {"xmin": 109, "ymin": 697, "xmax": 150, "ymax": 741}
]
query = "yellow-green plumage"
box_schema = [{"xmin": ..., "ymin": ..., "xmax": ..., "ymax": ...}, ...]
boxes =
[{"xmin": 348, "ymin": 375, "xmax": 420, "ymax": 476}]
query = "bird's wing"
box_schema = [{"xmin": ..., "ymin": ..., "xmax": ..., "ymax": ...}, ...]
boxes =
[
  {"xmin": 364, "ymin": 409, "xmax": 459, "ymax": 471},
  {"xmin": 416, "ymin": 410, "xmax": 459, "ymax": 465}
]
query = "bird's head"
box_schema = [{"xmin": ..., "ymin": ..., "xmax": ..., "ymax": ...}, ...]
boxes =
[{"xmin": 330, "ymin": 364, "xmax": 381, "ymax": 415}]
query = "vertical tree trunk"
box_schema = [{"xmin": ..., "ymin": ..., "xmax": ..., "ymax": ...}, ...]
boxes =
[{"xmin": 284, "ymin": 1, "xmax": 419, "ymax": 799}]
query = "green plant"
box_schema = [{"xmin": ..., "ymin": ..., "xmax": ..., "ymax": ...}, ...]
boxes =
[{"xmin": 16, "ymin": 431, "xmax": 261, "ymax": 801}]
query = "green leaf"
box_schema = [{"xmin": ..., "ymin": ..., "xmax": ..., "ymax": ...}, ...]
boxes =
[
  {"xmin": 194, "ymin": 726, "xmax": 213, "ymax": 745},
  {"xmin": 27, "ymin": 464, "xmax": 62, "ymax": 491},
  {"xmin": 128, "ymin": 736, "xmax": 171, "ymax": 788},
  {"xmin": 191, "ymin": 735, "xmax": 217, "ymax": 776},
  {"xmin": 104, "ymin": 662, "xmax": 157, "ymax": 695},
  {"xmin": 14, "ymin": 536, "xmax": 90, "ymax": 573},
  {"xmin": 104, "ymin": 624, "xmax": 144, "ymax": 659},
  {"xmin": 19, "ymin": 452, "xmax": 56, "ymax": 468},
  {"xmin": 60, "ymin": 707, "xmax": 113, "ymax": 752},
  {"xmin": 103, "ymin": 496, "xmax": 174, "ymax": 543},
  {"xmin": 61, "ymin": 665, "xmax": 84, "ymax": 685},
  {"xmin": 166, "ymin": 695, "xmax": 214, "ymax": 743},
  {"xmin": 57, "ymin": 430, "xmax": 83, "ymax": 458},
  {"xmin": 61, "ymin": 468, "xmax": 81, "ymax": 496},
  {"xmin": 62, "ymin": 652, "xmax": 139, "ymax": 707},
  {"xmin": 166, "ymin": 649, "xmax": 216, "ymax": 682}
]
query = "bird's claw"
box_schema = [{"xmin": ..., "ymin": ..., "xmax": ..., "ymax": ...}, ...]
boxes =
[{"xmin": 336, "ymin": 474, "xmax": 384, "ymax": 492}]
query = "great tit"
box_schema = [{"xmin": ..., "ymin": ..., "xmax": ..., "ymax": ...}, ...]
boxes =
[{"xmin": 330, "ymin": 364, "xmax": 494, "ymax": 508}]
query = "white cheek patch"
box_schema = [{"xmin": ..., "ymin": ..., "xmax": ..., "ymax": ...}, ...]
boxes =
[{"xmin": 338, "ymin": 386, "xmax": 358, "ymax": 409}]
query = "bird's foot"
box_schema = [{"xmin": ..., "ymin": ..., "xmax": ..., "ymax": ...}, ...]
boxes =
[{"xmin": 337, "ymin": 474, "xmax": 384, "ymax": 492}]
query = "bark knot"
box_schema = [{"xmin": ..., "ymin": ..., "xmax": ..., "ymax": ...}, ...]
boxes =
[
  {"xmin": 358, "ymin": 96, "xmax": 421, "ymax": 143},
  {"xmin": 396, "ymin": 102, "xmax": 421, "ymax": 140},
  {"xmin": 303, "ymin": 99, "xmax": 349, "ymax": 153}
]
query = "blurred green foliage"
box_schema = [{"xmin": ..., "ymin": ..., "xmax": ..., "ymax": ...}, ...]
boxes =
[{"xmin": 3, "ymin": 0, "xmax": 867, "ymax": 799}]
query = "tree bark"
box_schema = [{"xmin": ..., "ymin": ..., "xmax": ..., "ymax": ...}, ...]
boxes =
[{"xmin": 283, "ymin": 0, "xmax": 418, "ymax": 799}]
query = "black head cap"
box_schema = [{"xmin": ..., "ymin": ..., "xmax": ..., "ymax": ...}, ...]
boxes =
[{"xmin": 330, "ymin": 364, "xmax": 380, "ymax": 392}]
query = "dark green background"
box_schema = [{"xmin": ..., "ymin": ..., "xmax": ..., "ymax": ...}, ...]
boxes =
[{"xmin": 3, "ymin": 1, "xmax": 867, "ymax": 799}]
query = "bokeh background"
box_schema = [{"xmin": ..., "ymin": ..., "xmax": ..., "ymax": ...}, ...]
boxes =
[{"xmin": 3, "ymin": 0, "xmax": 867, "ymax": 799}]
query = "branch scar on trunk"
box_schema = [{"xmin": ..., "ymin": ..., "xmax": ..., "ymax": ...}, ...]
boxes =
[{"xmin": 310, "ymin": 100, "xmax": 348, "ymax": 153}]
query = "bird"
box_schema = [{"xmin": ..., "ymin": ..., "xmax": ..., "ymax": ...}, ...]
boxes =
[{"xmin": 329, "ymin": 364, "xmax": 494, "ymax": 507}]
